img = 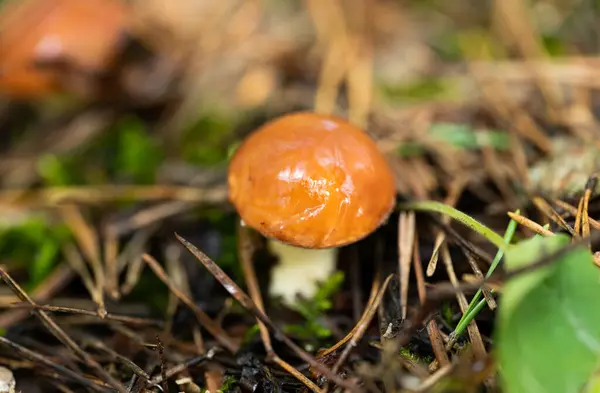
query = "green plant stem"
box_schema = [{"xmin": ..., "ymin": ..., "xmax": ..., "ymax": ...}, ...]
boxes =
[
  {"xmin": 459, "ymin": 296, "xmax": 488, "ymax": 335},
  {"xmin": 398, "ymin": 200, "xmax": 507, "ymax": 250},
  {"xmin": 450, "ymin": 211, "xmax": 519, "ymax": 340}
]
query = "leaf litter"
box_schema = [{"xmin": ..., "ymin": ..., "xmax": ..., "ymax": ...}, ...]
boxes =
[{"xmin": 1, "ymin": 0, "xmax": 600, "ymax": 392}]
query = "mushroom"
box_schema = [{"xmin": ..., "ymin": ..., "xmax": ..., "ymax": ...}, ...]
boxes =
[
  {"xmin": 0, "ymin": 0, "xmax": 130, "ymax": 98},
  {"xmin": 228, "ymin": 111, "xmax": 396, "ymax": 305}
]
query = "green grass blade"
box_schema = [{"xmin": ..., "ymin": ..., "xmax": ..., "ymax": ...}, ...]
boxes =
[
  {"xmin": 450, "ymin": 211, "xmax": 519, "ymax": 339},
  {"xmin": 398, "ymin": 200, "xmax": 507, "ymax": 249}
]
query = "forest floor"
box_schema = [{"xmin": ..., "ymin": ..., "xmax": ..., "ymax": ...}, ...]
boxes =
[{"xmin": 1, "ymin": 0, "xmax": 600, "ymax": 392}]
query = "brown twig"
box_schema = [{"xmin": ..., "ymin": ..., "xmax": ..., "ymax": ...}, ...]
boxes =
[
  {"xmin": 76, "ymin": 334, "xmax": 152, "ymax": 384},
  {"xmin": 156, "ymin": 336, "xmax": 170, "ymax": 393},
  {"xmin": 142, "ymin": 254, "xmax": 239, "ymax": 353},
  {"xmin": 0, "ymin": 267, "xmax": 128, "ymax": 393},
  {"xmin": 0, "ymin": 336, "xmax": 109, "ymax": 392},
  {"xmin": 0, "ymin": 185, "xmax": 228, "ymax": 207},
  {"xmin": 554, "ymin": 199, "xmax": 600, "ymax": 231},
  {"xmin": 532, "ymin": 196, "xmax": 577, "ymax": 236},
  {"xmin": 174, "ymin": 233, "xmax": 360, "ymax": 392},
  {"xmin": 0, "ymin": 263, "xmax": 74, "ymax": 329},
  {"xmin": 236, "ymin": 224, "xmax": 323, "ymax": 393},
  {"xmin": 149, "ymin": 348, "xmax": 219, "ymax": 385},
  {"xmin": 6, "ymin": 302, "xmax": 163, "ymax": 327},
  {"xmin": 330, "ymin": 274, "xmax": 394, "ymax": 374}
]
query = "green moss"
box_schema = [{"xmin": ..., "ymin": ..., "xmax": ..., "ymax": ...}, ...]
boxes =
[
  {"xmin": 218, "ymin": 375, "xmax": 238, "ymax": 393},
  {"xmin": 181, "ymin": 114, "xmax": 236, "ymax": 166},
  {"xmin": 37, "ymin": 115, "xmax": 165, "ymax": 187},
  {"xmin": 399, "ymin": 347, "xmax": 433, "ymax": 364},
  {"xmin": 0, "ymin": 217, "xmax": 72, "ymax": 290},
  {"xmin": 283, "ymin": 271, "xmax": 344, "ymax": 344},
  {"xmin": 114, "ymin": 116, "xmax": 164, "ymax": 184}
]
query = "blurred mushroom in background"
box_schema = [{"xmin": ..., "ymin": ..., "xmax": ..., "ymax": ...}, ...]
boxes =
[
  {"xmin": 0, "ymin": 0, "xmax": 188, "ymax": 107},
  {"xmin": 0, "ymin": 0, "xmax": 132, "ymax": 100}
]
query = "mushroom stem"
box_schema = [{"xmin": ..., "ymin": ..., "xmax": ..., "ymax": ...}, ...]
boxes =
[{"xmin": 267, "ymin": 239, "xmax": 338, "ymax": 305}]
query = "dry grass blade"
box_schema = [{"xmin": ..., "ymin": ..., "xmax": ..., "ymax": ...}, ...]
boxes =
[
  {"xmin": 331, "ymin": 274, "xmax": 394, "ymax": 374},
  {"xmin": 102, "ymin": 226, "xmax": 120, "ymax": 300},
  {"xmin": 580, "ymin": 176, "xmax": 597, "ymax": 248},
  {"xmin": 398, "ymin": 212, "xmax": 415, "ymax": 320},
  {"xmin": 342, "ymin": 0, "xmax": 372, "ymax": 128},
  {"xmin": 318, "ymin": 275, "xmax": 396, "ymax": 393},
  {"xmin": 532, "ymin": 196, "xmax": 577, "ymax": 236},
  {"xmin": 415, "ymin": 363, "xmax": 453, "ymax": 392},
  {"xmin": 307, "ymin": 0, "xmax": 349, "ymax": 116},
  {"xmin": 163, "ymin": 245, "xmax": 206, "ymax": 354},
  {"xmin": 7, "ymin": 302, "xmax": 163, "ymax": 327},
  {"xmin": 0, "ymin": 185, "xmax": 228, "ymax": 207},
  {"xmin": 163, "ymin": 246, "xmax": 191, "ymax": 334},
  {"xmin": 574, "ymin": 196, "xmax": 584, "ymax": 236},
  {"xmin": 149, "ymin": 349, "xmax": 218, "ymax": 386},
  {"xmin": 58, "ymin": 205, "xmax": 106, "ymax": 317},
  {"xmin": 307, "ymin": 0, "xmax": 373, "ymax": 127},
  {"xmin": 411, "ymin": 235, "xmax": 449, "ymax": 368},
  {"xmin": 554, "ymin": 199, "xmax": 600, "ymax": 231},
  {"xmin": 141, "ymin": 254, "xmax": 239, "ymax": 353},
  {"xmin": 460, "ymin": 39, "xmax": 553, "ymax": 155},
  {"xmin": 237, "ymin": 223, "xmax": 269, "ymax": 345},
  {"xmin": 0, "ymin": 267, "xmax": 128, "ymax": 393},
  {"xmin": 115, "ymin": 225, "xmax": 157, "ymax": 295},
  {"xmin": 467, "ymin": 58, "xmax": 600, "ymax": 89},
  {"xmin": 319, "ymin": 272, "xmax": 381, "ymax": 360},
  {"xmin": 491, "ymin": 0, "xmax": 563, "ymax": 115},
  {"xmin": 440, "ymin": 245, "xmax": 486, "ymax": 360},
  {"xmin": 78, "ymin": 335, "xmax": 152, "ymax": 384},
  {"xmin": 426, "ymin": 179, "xmax": 466, "ymax": 276},
  {"xmin": 109, "ymin": 201, "xmax": 196, "ymax": 237},
  {"xmin": 62, "ymin": 243, "xmax": 100, "ymax": 311},
  {"xmin": 507, "ymin": 211, "xmax": 554, "ymax": 237},
  {"xmin": 156, "ymin": 336, "xmax": 170, "ymax": 393},
  {"xmin": 0, "ymin": 263, "xmax": 74, "ymax": 329},
  {"xmin": 465, "ymin": 254, "xmax": 496, "ymax": 310},
  {"xmin": 0, "ymin": 336, "xmax": 108, "ymax": 392},
  {"xmin": 236, "ymin": 224, "xmax": 323, "ymax": 393},
  {"xmin": 174, "ymin": 233, "xmax": 360, "ymax": 392}
]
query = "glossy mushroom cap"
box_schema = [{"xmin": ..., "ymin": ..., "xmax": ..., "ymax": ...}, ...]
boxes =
[
  {"xmin": 228, "ymin": 111, "xmax": 396, "ymax": 249},
  {"xmin": 0, "ymin": 0, "xmax": 130, "ymax": 98}
]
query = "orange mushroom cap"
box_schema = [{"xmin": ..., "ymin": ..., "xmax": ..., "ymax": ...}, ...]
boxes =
[
  {"xmin": 228, "ymin": 111, "xmax": 397, "ymax": 249},
  {"xmin": 0, "ymin": 0, "xmax": 130, "ymax": 98}
]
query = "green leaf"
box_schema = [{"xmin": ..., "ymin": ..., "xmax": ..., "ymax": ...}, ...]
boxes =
[
  {"xmin": 583, "ymin": 370, "xmax": 600, "ymax": 393},
  {"xmin": 429, "ymin": 122, "xmax": 510, "ymax": 150},
  {"xmin": 496, "ymin": 234, "xmax": 600, "ymax": 393}
]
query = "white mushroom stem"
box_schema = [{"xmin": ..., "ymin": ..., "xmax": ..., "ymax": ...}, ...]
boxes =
[{"xmin": 267, "ymin": 239, "xmax": 338, "ymax": 306}]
